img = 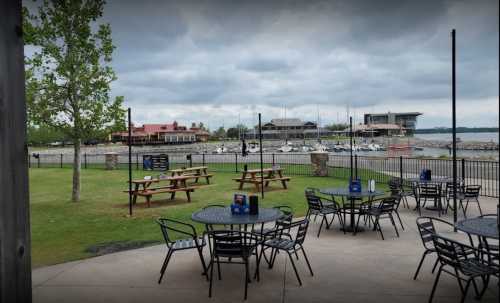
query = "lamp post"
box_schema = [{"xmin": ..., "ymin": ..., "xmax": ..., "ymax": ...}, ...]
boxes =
[
  {"xmin": 258, "ymin": 113, "xmax": 264, "ymax": 199},
  {"xmin": 451, "ymin": 29, "xmax": 458, "ymax": 229},
  {"xmin": 128, "ymin": 108, "xmax": 133, "ymax": 216},
  {"xmin": 350, "ymin": 116, "xmax": 353, "ymax": 181}
]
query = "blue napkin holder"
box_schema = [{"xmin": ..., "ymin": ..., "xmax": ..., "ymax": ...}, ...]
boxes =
[
  {"xmin": 349, "ymin": 178, "xmax": 362, "ymax": 193},
  {"xmin": 231, "ymin": 203, "xmax": 249, "ymax": 215}
]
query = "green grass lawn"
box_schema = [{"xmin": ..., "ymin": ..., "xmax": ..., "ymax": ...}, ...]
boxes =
[{"xmin": 29, "ymin": 167, "xmax": 387, "ymax": 268}]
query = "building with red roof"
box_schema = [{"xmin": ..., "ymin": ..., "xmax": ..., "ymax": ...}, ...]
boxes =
[{"xmin": 112, "ymin": 121, "xmax": 209, "ymax": 145}]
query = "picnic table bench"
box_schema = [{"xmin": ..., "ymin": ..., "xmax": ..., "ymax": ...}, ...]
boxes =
[
  {"xmin": 167, "ymin": 166, "xmax": 213, "ymax": 184},
  {"xmin": 126, "ymin": 175, "xmax": 207, "ymax": 207},
  {"xmin": 233, "ymin": 168, "xmax": 291, "ymax": 192}
]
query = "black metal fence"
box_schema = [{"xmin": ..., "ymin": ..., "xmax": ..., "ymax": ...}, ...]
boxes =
[{"xmin": 28, "ymin": 152, "xmax": 499, "ymax": 198}]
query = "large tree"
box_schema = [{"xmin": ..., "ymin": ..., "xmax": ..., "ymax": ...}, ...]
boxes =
[{"xmin": 24, "ymin": 0, "xmax": 125, "ymax": 202}]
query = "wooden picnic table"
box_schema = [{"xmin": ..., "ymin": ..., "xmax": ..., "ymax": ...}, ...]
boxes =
[
  {"xmin": 127, "ymin": 175, "xmax": 206, "ymax": 207},
  {"xmin": 233, "ymin": 167, "xmax": 291, "ymax": 192},
  {"xmin": 167, "ymin": 166, "xmax": 213, "ymax": 184}
]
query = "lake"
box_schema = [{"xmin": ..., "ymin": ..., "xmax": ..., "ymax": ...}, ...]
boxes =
[{"xmin": 415, "ymin": 132, "xmax": 499, "ymax": 143}]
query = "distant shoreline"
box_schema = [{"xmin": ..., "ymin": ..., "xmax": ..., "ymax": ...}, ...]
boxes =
[{"xmin": 415, "ymin": 127, "xmax": 499, "ymax": 134}]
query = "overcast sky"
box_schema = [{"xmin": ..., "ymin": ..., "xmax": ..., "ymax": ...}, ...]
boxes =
[{"xmin": 71, "ymin": 1, "xmax": 500, "ymax": 129}]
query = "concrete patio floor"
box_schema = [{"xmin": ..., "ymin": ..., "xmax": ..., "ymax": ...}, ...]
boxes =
[{"xmin": 33, "ymin": 197, "xmax": 499, "ymax": 303}]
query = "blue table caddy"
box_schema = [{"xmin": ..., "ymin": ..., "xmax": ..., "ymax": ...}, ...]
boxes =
[
  {"xmin": 231, "ymin": 193, "xmax": 249, "ymax": 215},
  {"xmin": 419, "ymin": 169, "xmax": 432, "ymax": 181},
  {"xmin": 349, "ymin": 178, "xmax": 362, "ymax": 193}
]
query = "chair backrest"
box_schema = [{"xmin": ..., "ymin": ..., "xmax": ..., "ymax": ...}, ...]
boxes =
[
  {"xmin": 305, "ymin": 193, "xmax": 323, "ymax": 211},
  {"xmin": 419, "ymin": 183, "xmax": 440, "ymax": 197},
  {"xmin": 388, "ymin": 178, "xmax": 402, "ymax": 194},
  {"xmin": 415, "ymin": 217, "xmax": 436, "ymax": 250},
  {"xmin": 293, "ymin": 219, "xmax": 310, "ymax": 245},
  {"xmin": 431, "ymin": 233, "xmax": 476, "ymax": 271},
  {"xmin": 464, "ymin": 185, "xmax": 481, "ymax": 198},
  {"xmin": 157, "ymin": 218, "xmax": 197, "ymax": 248},
  {"xmin": 208, "ymin": 230, "xmax": 258, "ymax": 258},
  {"xmin": 274, "ymin": 205, "xmax": 293, "ymax": 227},
  {"xmin": 304, "ymin": 187, "xmax": 318, "ymax": 197},
  {"xmin": 415, "ymin": 217, "xmax": 455, "ymax": 251},
  {"xmin": 378, "ymin": 197, "xmax": 397, "ymax": 214}
]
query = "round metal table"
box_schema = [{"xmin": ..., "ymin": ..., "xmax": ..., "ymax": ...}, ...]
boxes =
[
  {"xmin": 192, "ymin": 206, "xmax": 283, "ymax": 229},
  {"xmin": 455, "ymin": 217, "xmax": 498, "ymax": 240},
  {"xmin": 319, "ymin": 188, "xmax": 385, "ymax": 233}
]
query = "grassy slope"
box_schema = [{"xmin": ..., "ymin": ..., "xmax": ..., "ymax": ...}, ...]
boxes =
[{"xmin": 29, "ymin": 168, "xmax": 387, "ymax": 267}]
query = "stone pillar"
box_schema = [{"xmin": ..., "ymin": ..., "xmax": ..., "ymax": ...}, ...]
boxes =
[
  {"xmin": 105, "ymin": 152, "xmax": 119, "ymax": 170},
  {"xmin": 310, "ymin": 152, "xmax": 329, "ymax": 176}
]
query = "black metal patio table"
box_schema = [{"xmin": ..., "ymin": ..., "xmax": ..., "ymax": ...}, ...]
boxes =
[
  {"xmin": 455, "ymin": 217, "xmax": 499, "ymax": 240},
  {"xmin": 191, "ymin": 206, "xmax": 283, "ymax": 230},
  {"xmin": 319, "ymin": 188, "xmax": 384, "ymax": 233}
]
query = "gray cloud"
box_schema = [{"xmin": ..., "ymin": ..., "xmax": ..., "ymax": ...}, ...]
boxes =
[{"xmin": 96, "ymin": 0, "xmax": 500, "ymax": 127}]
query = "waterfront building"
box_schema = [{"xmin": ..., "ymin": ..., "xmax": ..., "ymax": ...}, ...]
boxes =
[
  {"xmin": 112, "ymin": 121, "xmax": 209, "ymax": 145},
  {"xmin": 364, "ymin": 112, "xmax": 422, "ymax": 135},
  {"xmin": 246, "ymin": 118, "xmax": 332, "ymax": 140}
]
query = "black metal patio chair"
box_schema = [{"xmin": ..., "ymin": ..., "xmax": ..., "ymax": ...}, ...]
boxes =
[
  {"xmin": 355, "ymin": 196, "xmax": 400, "ymax": 240},
  {"xmin": 305, "ymin": 190, "xmax": 344, "ymax": 237},
  {"xmin": 443, "ymin": 181, "xmax": 464, "ymax": 214},
  {"xmin": 156, "ymin": 218, "xmax": 208, "ymax": 284},
  {"xmin": 457, "ymin": 185, "xmax": 482, "ymax": 217},
  {"xmin": 476, "ymin": 214, "xmax": 499, "ymax": 279},
  {"xmin": 418, "ymin": 183, "xmax": 444, "ymax": 216},
  {"xmin": 206, "ymin": 230, "xmax": 260, "ymax": 300},
  {"xmin": 414, "ymin": 217, "xmax": 475, "ymax": 281},
  {"xmin": 428, "ymin": 233, "xmax": 496, "ymax": 303},
  {"xmin": 388, "ymin": 178, "xmax": 411, "ymax": 208},
  {"xmin": 259, "ymin": 219, "xmax": 313, "ymax": 286}
]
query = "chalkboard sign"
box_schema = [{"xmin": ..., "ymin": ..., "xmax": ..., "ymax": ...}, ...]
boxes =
[{"xmin": 143, "ymin": 154, "xmax": 169, "ymax": 171}]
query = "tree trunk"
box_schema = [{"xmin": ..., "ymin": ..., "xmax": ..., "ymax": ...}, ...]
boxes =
[{"xmin": 72, "ymin": 139, "xmax": 81, "ymax": 202}]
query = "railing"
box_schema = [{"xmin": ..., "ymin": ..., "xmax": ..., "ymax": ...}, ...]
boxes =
[{"xmin": 28, "ymin": 152, "xmax": 499, "ymax": 198}]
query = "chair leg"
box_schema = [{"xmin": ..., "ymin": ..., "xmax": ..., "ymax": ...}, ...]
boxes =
[
  {"xmin": 216, "ymin": 256, "xmax": 222, "ymax": 280},
  {"xmin": 158, "ymin": 249, "xmax": 173, "ymax": 284},
  {"xmin": 460, "ymin": 278, "xmax": 473, "ymax": 303},
  {"xmin": 300, "ymin": 247, "xmax": 314, "ymax": 276},
  {"xmin": 354, "ymin": 212, "xmax": 363, "ymax": 236},
  {"xmin": 244, "ymin": 258, "xmax": 249, "ymax": 300},
  {"xmin": 196, "ymin": 247, "xmax": 208, "ymax": 280},
  {"xmin": 338, "ymin": 213, "xmax": 346, "ymax": 234},
  {"xmin": 287, "ymin": 251, "xmax": 302, "ymax": 286},
  {"xmin": 389, "ymin": 214, "xmax": 399, "ymax": 237},
  {"xmin": 413, "ymin": 251, "xmax": 429, "ymax": 280},
  {"xmin": 428, "ymin": 265, "xmax": 443, "ymax": 303},
  {"xmin": 395, "ymin": 210, "xmax": 404, "ymax": 230},
  {"xmin": 209, "ymin": 254, "xmax": 215, "ymax": 298},
  {"xmin": 375, "ymin": 217, "xmax": 384, "ymax": 240},
  {"xmin": 476, "ymin": 200, "xmax": 483, "ymax": 216},
  {"xmin": 317, "ymin": 216, "xmax": 325, "ymax": 238},
  {"xmin": 477, "ymin": 274, "xmax": 490, "ymax": 299},
  {"xmin": 431, "ymin": 258, "xmax": 439, "ymax": 273}
]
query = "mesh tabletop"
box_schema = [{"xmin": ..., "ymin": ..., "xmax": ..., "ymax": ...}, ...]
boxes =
[
  {"xmin": 191, "ymin": 207, "xmax": 282, "ymax": 225},
  {"xmin": 456, "ymin": 217, "xmax": 499, "ymax": 239},
  {"xmin": 319, "ymin": 188, "xmax": 385, "ymax": 199}
]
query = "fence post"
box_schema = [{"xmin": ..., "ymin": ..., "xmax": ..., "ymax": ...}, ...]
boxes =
[
  {"xmin": 272, "ymin": 153, "xmax": 275, "ymax": 166},
  {"xmin": 84, "ymin": 153, "xmax": 87, "ymax": 169},
  {"xmin": 28, "ymin": 154, "xmax": 31, "ymax": 168},
  {"xmin": 60, "ymin": 154, "xmax": 63, "ymax": 168},
  {"xmin": 461, "ymin": 158, "xmax": 465, "ymax": 182},
  {"xmin": 354, "ymin": 155, "xmax": 358, "ymax": 179},
  {"xmin": 399, "ymin": 156, "xmax": 403, "ymax": 180},
  {"xmin": 202, "ymin": 153, "xmax": 205, "ymax": 166},
  {"xmin": 235, "ymin": 153, "xmax": 238, "ymax": 173},
  {"xmin": 136, "ymin": 153, "xmax": 139, "ymax": 170},
  {"xmin": 37, "ymin": 155, "xmax": 40, "ymax": 168}
]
